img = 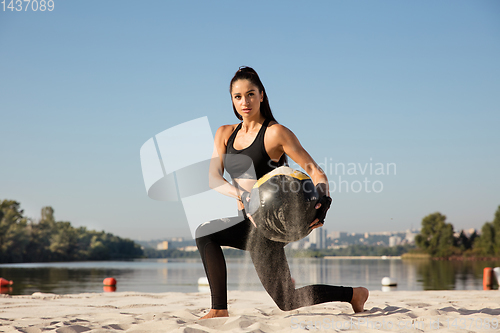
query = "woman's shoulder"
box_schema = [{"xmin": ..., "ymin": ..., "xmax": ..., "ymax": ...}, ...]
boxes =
[
  {"xmin": 215, "ymin": 123, "xmax": 240, "ymax": 145},
  {"xmin": 266, "ymin": 120, "xmax": 293, "ymax": 138},
  {"xmin": 216, "ymin": 123, "xmax": 239, "ymax": 135}
]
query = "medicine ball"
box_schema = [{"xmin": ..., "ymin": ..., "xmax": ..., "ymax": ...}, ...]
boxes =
[{"xmin": 246, "ymin": 166, "xmax": 319, "ymax": 242}]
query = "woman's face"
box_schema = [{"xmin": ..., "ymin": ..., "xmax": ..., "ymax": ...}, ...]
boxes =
[{"xmin": 231, "ymin": 79, "xmax": 264, "ymax": 119}]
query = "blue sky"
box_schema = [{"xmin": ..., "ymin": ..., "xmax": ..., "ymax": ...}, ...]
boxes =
[{"xmin": 1, "ymin": 0, "xmax": 499, "ymax": 240}]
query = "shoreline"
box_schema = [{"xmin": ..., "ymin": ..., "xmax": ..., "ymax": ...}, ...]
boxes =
[
  {"xmin": 323, "ymin": 255, "xmax": 401, "ymax": 260},
  {"xmin": 2, "ymin": 290, "xmax": 500, "ymax": 332}
]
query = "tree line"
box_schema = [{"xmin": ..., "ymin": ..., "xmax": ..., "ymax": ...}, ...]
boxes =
[
  {"xmin": 0, "ymin": 199, "xmax": 143, "ymax": 263},
  {"xmin": 415, "ymin": 205, "xmax": 500, "ymax": 258}
]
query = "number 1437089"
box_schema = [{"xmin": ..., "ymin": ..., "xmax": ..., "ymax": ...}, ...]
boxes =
[{"xmin": 2, "ymin": 0, "xmax": 54, "ymax": 11}]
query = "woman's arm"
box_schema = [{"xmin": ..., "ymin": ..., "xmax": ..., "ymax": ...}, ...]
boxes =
[
  {"xmin": 268, "ymin": 124, "xmax": 332, "ymax": 229},
  {"xmin": 208, "ymin": 125, "xmax": 245, "ymax": 203},
  {"xmin": 271, "ymin": 125, "xmax": 329, "ymax": 195}
]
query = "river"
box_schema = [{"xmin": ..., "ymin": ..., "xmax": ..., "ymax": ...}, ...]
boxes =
[{"xmin": 0, "ymin": 257, "xmax": 498, "ymax": 295}]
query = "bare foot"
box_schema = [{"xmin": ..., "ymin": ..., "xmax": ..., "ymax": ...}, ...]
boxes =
[
  {"xmin": 350, "ymin": 287, "xmax": 369, "ymax": 313},
  {"xmin": 199, "ymin": 309, "xmax": 229, "ymax": 320}
]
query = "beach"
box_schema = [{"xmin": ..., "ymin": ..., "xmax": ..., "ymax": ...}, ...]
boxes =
[{"xmin": 1, "ymin": 290, "xmax": 499, "ymax": 332}]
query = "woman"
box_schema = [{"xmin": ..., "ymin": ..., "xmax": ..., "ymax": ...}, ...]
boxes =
[{"xmin": 195, "ymin": 67, "xmax": 368, "ymax": 319}]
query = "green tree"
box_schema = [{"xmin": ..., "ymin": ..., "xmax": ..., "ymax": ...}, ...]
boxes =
[
  {"xmin": 25, "ymin": 206, "xmax": 58, "ymax": 261},
  {"xmin": 475, "ymin": 222, "xmax": 495, "ymax": 256},
  {"xmin": 456, "ymin": 229, "xmax": 477, "ymax": 252},
  {"xmin": 415, "ymin": 212, "xmax": 457, "ymax": 257},
  {"xmin": 471, "ymin": 206, "xmax": 500, "ymax": 257},
  {"xmin": 89, "ymin": 234, "xmax": 108, "ymax": 260},
  {"xmin": 49, "ymin": 221, "xmax": 80, "ymax": 260},
  {"xmin": 493, "ymin": 205, "xmax": 500, "ymax": 255},
  {"xmin": 0, "ymin": 200, "xmax": 30, "ymax": 262},
  {"xmin": 1, "ymin": 200, "xmax": 143, "ymax": 262},
  {"xmin": 41, "ymin": 206, "xmax": 55, "ymax": 223}
]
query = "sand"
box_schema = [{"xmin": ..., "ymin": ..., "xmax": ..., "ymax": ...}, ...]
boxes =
[{"xmin": 0, "ymin": 290, "xmax": 499, "ymax": 332}]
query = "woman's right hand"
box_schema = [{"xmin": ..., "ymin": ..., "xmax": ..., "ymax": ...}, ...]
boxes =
[
  {"xmin": 238, "ymin": 191, "xmax": 256, "ymax": 227},
  {"xmin": 237, "ymin": 190, "xmax": 249, "ymax": 211},
  {"xmin": 239, "ymin": 191, "xmax": 251, "ymax": 211}
]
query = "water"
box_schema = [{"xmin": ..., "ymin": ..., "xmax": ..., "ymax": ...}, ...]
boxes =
[{"xmin": 0, "ymin": 257, "xmax": 497, "ymax": 295}]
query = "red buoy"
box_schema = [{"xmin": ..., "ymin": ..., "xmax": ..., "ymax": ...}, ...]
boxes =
[
  {"xmin": 103, "ymin": 286, "xmax": 117, "ymax": 292},
  {"xmin": 0, "ymin": 278, "xmax": 13, "ymax": 286},
  {"xmin": 0, "ymin": 286, "xmax": 12, "ymax": 294},
  {"xmin": 103, "ymin": 277, "xmax": 117, "ymax": 286},
  {"xmin": 483, "ymin": 267, "xmax": 493, "ymax": 290}
]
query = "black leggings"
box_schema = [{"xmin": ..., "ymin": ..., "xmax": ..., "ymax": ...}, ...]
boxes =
[{"xmin": 195, "ymin": 211, "xmax": 353, "ymax": 311}]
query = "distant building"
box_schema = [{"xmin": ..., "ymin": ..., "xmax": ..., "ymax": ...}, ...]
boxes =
[
  {"xmin": 309, "ymin": 228, "xmax": 327, "ymax": 249},
  {"xmin": 157, "ymin": 241, "xmax": 169, "ymax": 250},
  {"xmin": 405, "ymin": 230, "xmax": 418, "ymax": 244},
  {"xmin": 464, "ymin": 228, "xmax": 477, "ymax": 237},
  {"xmin": 290, "ymin": 238, "xmax": 308, "ymax": 250},
  {"xmin": 327, "ymin": 231, "xmax": 347, "ymax": 239},
  {"xmin": 178, "ymin": 246, "xmax": 198, "ymax": 252},
  {"xmin": 328, "ymin": 231, "xmax": 340, "ymax": 239},
  {"xmin": 389, "ymin": 236, "xmax": 402, "ymax": 247},
  {"xmin": 364, "ymin": 231, "xmax": 394, "ymax": 236}
]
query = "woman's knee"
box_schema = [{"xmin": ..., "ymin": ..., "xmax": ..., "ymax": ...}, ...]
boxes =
[
  {"xmin": 195, "ymin": 224, "xmax": 212, "ymax": 252},
  {"xmin": 195, "ymin": 222, "xmax": 209, "ymax": 240}
]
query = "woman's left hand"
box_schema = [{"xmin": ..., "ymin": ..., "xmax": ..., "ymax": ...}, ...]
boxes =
[
  {"xmin": 309, "ymin": 196, "xmax": 332, "ymax": 230},
  {"xmin": 309, "ymin": 202, "xmax": 324, "ymax": 230}
]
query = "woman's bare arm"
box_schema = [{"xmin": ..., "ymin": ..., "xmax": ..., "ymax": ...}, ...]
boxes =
[
  {"xmin": 269, "ymin": 124, "xmax": 329, "ymax": 195},
  {"xmin": 208, "ymin": 125, "xmax": 244, "ymax": 201},
  {"xmin": 266, "ymin": 124, "xmax": 331, "ymax": 229}
]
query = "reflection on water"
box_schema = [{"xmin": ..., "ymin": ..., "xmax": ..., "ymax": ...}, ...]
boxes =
[
  {"xmin": 0, "ymin": 257, "xmax": 498, "ymax": 295},
  {"xmin": 288, "ymin": 258, "xmax": 423, "ymax": 291},
  {"xmin": 416, "ymin": 259, "xmax": 499, "ymax": 290},
  {"xmin": 0, "ymin": 260, "xmax": 206, "ymax": 295}
]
